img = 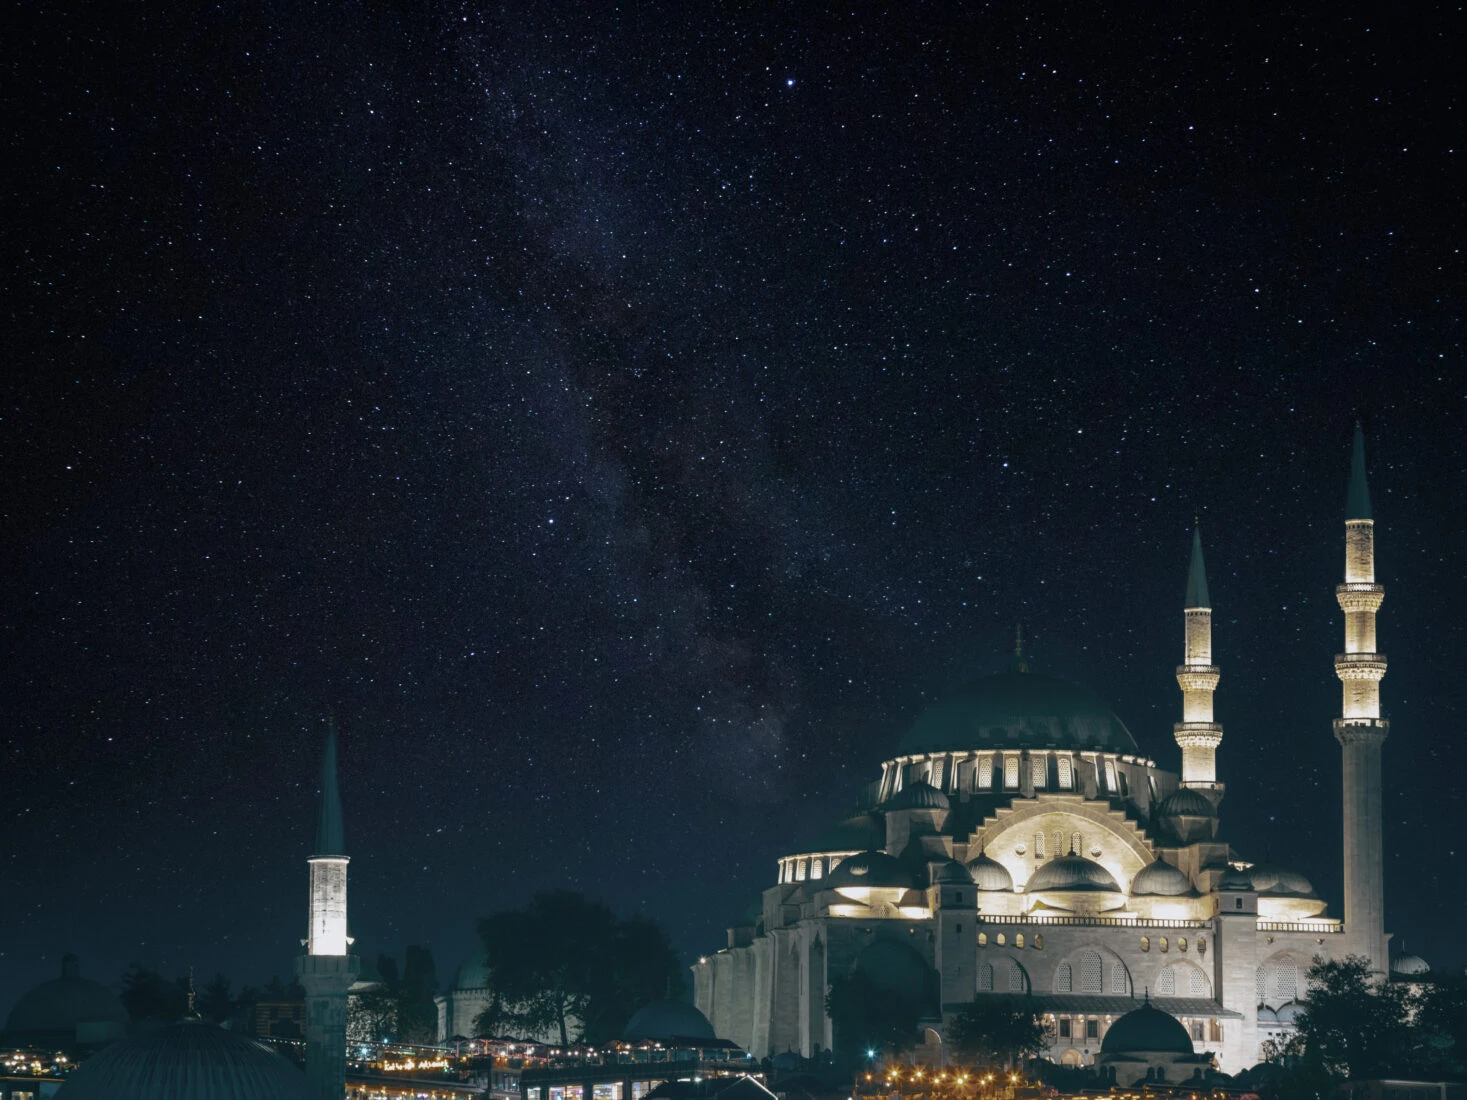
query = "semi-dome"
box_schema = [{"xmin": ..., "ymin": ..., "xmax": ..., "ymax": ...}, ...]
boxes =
[
  {"xmin": 1130, "ymin": 859, "xmax": 1193, "ymax": 897},
  {"xmin": 933, "ymin": 860, "xmax": 973, "ymax": 885},
  {"xmin": 897, "ymin": 671, "xmax": 1138, "ymax": 756},
  {"xmin": 965, "ymin": 852, "xmax": 1015, "ymax": 892},
  {"xmin": 621, "ymin": 1001, "xmax": 717, "ymax": 1044},
  {"xmin": 1246, "ymin": 863, "xmax": 1315, "ymax": 896},
  {"xmin": 454, "ymin": 951, "xmax": 491, "ymax": 991},
  {"xmin": 1391, "ymin": 953, "xmax": 1431, "ymax": 977},
  {"xmin": 826, "ymin": 851, "xmax": 915, "ymax": 891},
  {"xmin": 1100, "ymin": 1000, "xmax": 1194, "ymax": 1056},
  {"xmin": 881, "ymin": 780, "xmax": 950, "ymax": 812},
  {"xmin": 54, "ymin": 1020, "xmax": 309, "ymax": 1099},
  {"xmin": 5, "ymin": 955, "xmax": 128, "ymax": 1040},
  {"xmin": 1028, "ymin": 854, "xmax": 1120, "ymax": 893}
]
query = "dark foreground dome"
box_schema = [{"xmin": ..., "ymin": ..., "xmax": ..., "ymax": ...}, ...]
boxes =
[
  {"xmin": 622, "ymin": 1001, "xmax": 717, "ymax": 1044},
  {"xmin": 826, "ymin": 851, "xmax": 916, "ymax": 891},
  {"xmin": 54, "ymin": 1020, "xmax": 309, "ymax": 1100},
  {"xmin": 898, "ymin": 672, "xmax": 1137, "ymax": 756},
  {"xmin": 5, "ymin": 955, "xmax": 128, "ymax": 1042},
  {"xmin": 1100, "ymin": 1001, "xmax": 1194, "ymax": 1056}
]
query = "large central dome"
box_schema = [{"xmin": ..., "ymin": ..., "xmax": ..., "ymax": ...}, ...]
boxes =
[{"xmin": 898, "ymin": 671, "xmax": 1137, "ymax": 756}]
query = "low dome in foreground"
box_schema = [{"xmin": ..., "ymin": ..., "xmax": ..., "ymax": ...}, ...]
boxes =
[
  {"xmin": 54, "ymin": 1020, "xmax": 309, "ymax": 1100},
  {"xmin": 1130, "ymin": 859, "xmax": 1193, "ymax": 897},
  {"xmin": 621, "ymin": 1001, "xmax": 716, "ymax": 1044},
  {"xmin": 826, "ymin": 851, "xmax": 915, "ymax": 890},
  {"xmin": 1028, "ymin": 854, "xmax": 1119, "ymax": 893},
  {"xmin": 1100, "ymin": 1000, "xmax": 1194, "ymax": 1056}
]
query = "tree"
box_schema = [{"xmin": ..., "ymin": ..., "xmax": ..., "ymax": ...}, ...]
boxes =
[
  {"xmin": 396, "ymin": 946, "xmax": 440, "ymax": 1043},
  {"xmin": 1270, "ymin": 956, "xmax": 1414, "ymax": 1082},
  {"xmin": 948, "ymin": 997, "xmax": 1051, "ymax": 1068},
  {"xmin": 824, "ymin": 972, "xmax": 921, "ymax": 1060},
  {"xmin": 474, "ymin": 892, "xmax": 683, "ymax": 1046},
  {"xmin": 196, "ymin": 972, "xmax": 236, "ymax": 1024},
  {"xmin": 119, "ymin": 965, "xmax": 186, "ymax": 1022},
  {"xmin": 1411, "ymin": 976, "xmax": 1467, "ymax": 1077}
]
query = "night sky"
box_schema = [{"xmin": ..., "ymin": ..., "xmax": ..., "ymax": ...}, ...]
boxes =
[{"xmin": 3, "ymin": 4, "xmax": 1463, "ymax": 1007}]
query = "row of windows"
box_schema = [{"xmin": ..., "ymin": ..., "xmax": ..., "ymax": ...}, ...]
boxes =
[
  {"xmin": 977, "ymin": 931, "xmax": 1043, "ymax": 948},
  {"xmin": 1055, "ymin": 1016, "xmax": 1221, "ymax": 1044},
  {"xmin": 777, "ymin": 857, "xmax": 830, "ymax": 884},
  {"xmin": 1140, "ymin": 935, "xmax": 1206, "ymax": 956},
  {"xmin": 896, "ymin": 750, "xmax": 1139, "ymax": 796},
  {"xmin": 1034, "ymin": 831, "xmax": 1086, "ymax": 859},
  {"xmin": 1258, "ymin": 961, "xmax": 1300, "ymax": 1002},
  {"xmin": 1054, "ymin": 954, "xmax": 1129, "ymax": 995}
]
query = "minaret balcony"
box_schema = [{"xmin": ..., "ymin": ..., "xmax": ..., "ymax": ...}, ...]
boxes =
[
  {"xmin": 1336, "ymin": 583, "xmax": 1385, "ymax": 613},
  {"xmin": 1334, "ymin": 717, "xmax": 1389, "ymax": 745},
  {"xmin": 1175, "ymin": 666, "xmax": 1220, "ymax": 692},
  {"xmin": 1334, "ymin": 653, "xmax": 1387, "ymax": 681},
  {"xmin": 1173, "ymin": 722, "xmax": 1223, "ymax": 748}
]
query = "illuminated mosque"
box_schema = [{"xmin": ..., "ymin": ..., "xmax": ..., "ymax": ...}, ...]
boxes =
[{"xmin": 693, "ymin": 429, "xmax": 1413, "ymax": 1076}]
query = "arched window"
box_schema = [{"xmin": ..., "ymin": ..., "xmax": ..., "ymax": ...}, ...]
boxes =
[
  {"xmin": 1033, "ymin": 934, "xmax": 1044, "ymax": 949},
  {"xmin": 1004, "ymin": 756, "xmax": 1020, "ymax": 788},
  {"xmin": 1159, "ymin": 937, "xmax": 1169, "ymax": 953},
  {"xmin": 1104, "ymin": 760, "xmax": 1119, "ymax": 792},
  {"xmin": 1158, "ymin": 968, "xmax": 1176, "ymax": 996},
  {"xmin": 1031, "ymin": 756, "xmax": 1047, "ymax": 789},
  {"xmin": 977, "ymin": 756, "xmax": 993, "ymax": 789},
  {"xmin": 1277, "ymin": 962, "xmax": 1299, "ymax": 1001},
  {"xmin": 1179, "ymin": 937, "xmax": 1188, "ymax": 952},
  {"xmin": 1189, "ymin": 967, "xmax": 1208, "ymax": 996},
  {"xmin": 1070, "ymin": 832, "xmax": 1083, "ymax": 856},
  {"xmin": 1051, "ymin": 831, "xmax": 1064, "ymax": 859},
  {"xmin": 1015, "ymin": 933, "xmax": 1025, "ymax": 949},
  {"xmin": 1055, "ymin": 963, "xmax": 1073, "ymax": 992},
  {"xmin": 1034, "ymin": 832, "xmax": 1046, "ymax": 860},
  {"xmin": 1255, "ymin": 966, "xmax": 1265, "ymax": 1002},
  {"xmin": 1111, "ymin": 962, "xmax": 1128, "ymax": 994},
  {"xmin": 996, "ymin": 933, "xmax": 1006, "ymax": 947},
  {"xmin": 977, "ymin": 963, "xmax": 993, "ymax": 992},
  {"xmin": 1196, "ymin": 937, "xmax": 1206, "ymax": 956},
  {"xmin": 810, "ymin": 859, "xmax": 823, "ymax": 880},
  {"xmin": 1006, "ymin": 960, "xmax": 1025, "ymax": 992},
  {"xmin": 1079, "ymin": 951, "xmax": 1103, "ymax": 994},
  {"xmin": 1057, "ymin": 756, "xmax": 1074, "ymax": 789},
  {"xmin": 978, "ymin": 932, "xmax": 987, "ymax": 946},
  {"xmin": 1140, "ymin": 936, "xmax": 1150, "ymax": 952},
  {"xmin": 795, "ymin": 860, "xmax": 807, "ymax": 881}
]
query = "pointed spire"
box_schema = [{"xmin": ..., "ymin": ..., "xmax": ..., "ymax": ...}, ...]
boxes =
[
  {"xmin": 1347, "ymin": 422, "xmax": 1373, "ymax": 520},
  {"xmin": 314, "ymin": 718, "xmax": 346, "ymax": 857},
  {"xmin": 1185, "ymin": 525, "xmax": 1210, "ymax": 608}
]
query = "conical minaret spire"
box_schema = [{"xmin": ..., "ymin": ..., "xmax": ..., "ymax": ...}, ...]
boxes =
[
  {"xmin": 1334, "ymin": 425, "xmax": 1389, "ymax": 973},
  {"xmin": 1174, "ymin": 525, "xmax": 1223, "ymax": 795},
  {"xmin": 297, "ymin": 718, "xmax": 360, "ymax": 1100}
]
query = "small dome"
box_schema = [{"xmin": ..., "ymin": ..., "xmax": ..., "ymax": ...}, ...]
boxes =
[
  {"xmin": 5, "ymin": 955, "xmax": 128, "ymax": 1039},
  {"xmin": 1100, "ymin": 1001, "xmax": 1194, "ymax": 1056},
  {"xmin": 54, "ymin": 1020, "xmax": 309, "ymax": 1099},
  {"xmin": 1028, "ymin": 854, "xmax": 1119, "ymax": 893},
  {"xmin": 933, "ymin": 860, "xmax": 973, "ymax": 885},
  {"xmin": 1247, "ymin": 863, "xmax": 1315, "ymax": 896},
  {"xmin": 1158, "ymin": 788, "xmax": 1217, "ymax": 819},
  {"xmin": 1391, "ymin": 953, "xmax": 1430, "ymax": 977},
  {"xmin": 621, "ymin": 1001, "xmax": 716, "ymax": 1044},
  {"xmin": 881, "ymin": 781, "xmax": 950, "ymax": 812},
  {"xmin": 965, "ymin": 853, "xmax": 1015, "ymax": 892},
  {"xmin": 1130, "ymin": 859, "xmax": 1193, "ymax": 897},
  {"xmin": 1218, "ymin": 865, "xmax": 1255, "ymax": 891},
  {"xmin": 455, "ymin": 951, "xmax": 491, "ymax": 991},
  {"xmin": 826, "ymin": 851, "xmax": 915, "ymax": 891}
]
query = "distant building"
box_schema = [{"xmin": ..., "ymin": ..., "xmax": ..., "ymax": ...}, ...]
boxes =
[
  {"xmin": 694, "ymin": 430, "xmax": 1403, "ymax": 1075},
  {"xmin": 2, "ymin": 955, "xmax": 127, "ymax": 1050},
  {"xmin": 435, "ymin": 950, "xmax": 575, "ymax": 1045}
]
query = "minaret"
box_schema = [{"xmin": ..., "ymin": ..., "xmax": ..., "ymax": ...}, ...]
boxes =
[
  {"xmin": 1174, "ymin": 525, "xmax": 1223, "ymax": 800},
  {"xmin": 296, "ymin": 720, "xmax": 360, "ymax": 1099},
  {"xmin": 1334, "ymin": 426, "xmax": 1389, "ymax": 972}
]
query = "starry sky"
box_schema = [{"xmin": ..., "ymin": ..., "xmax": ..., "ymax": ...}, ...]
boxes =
[{"xmin": 2, "ymin": 4, "xmax": 1463, "ymax": 1004}]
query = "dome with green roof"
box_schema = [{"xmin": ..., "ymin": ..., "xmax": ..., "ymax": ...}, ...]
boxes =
[{"xmin": 897, "ymin": 671, "xmax": 1137, "ymax": 757}]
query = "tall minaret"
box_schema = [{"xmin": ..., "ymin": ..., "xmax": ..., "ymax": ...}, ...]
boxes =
[
  {"xmin": 296, "ymin": 720, "xmax": 360, "ymax": 1099},
  {"xmin": 1334, "ymin": 426, "xmax": 1389, "ymax": 972},
  {"xmin": 1175, "ymin": 525, "xmax": 1223, "ymax": 800}
]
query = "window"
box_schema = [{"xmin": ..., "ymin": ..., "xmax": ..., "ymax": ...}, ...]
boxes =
[
  {"xmin": 954, "ymin": 922, "xmax": 962, "ymax": 935},
  {"xmin": 1034, "ymin": 832, "xmax": 1046, "ymax": 860},
  {"xmin": 1055, "ymin": 963, "xmax": 1073, "ymax": 993},
  {"xmin": 977, "ymin": 963, "xmax": 993, "ymax": 992},
  {"xmin": 996, "ymin": 933, "xmax": 1006, "ymax": 946},
  {"xmin": 1179, "ymin": 937, "xmax": 1188, "ymax": 952},
  {"xmin": 1058, "ymin": 1018, "xmax": 1072, "ymax": 1039},
  {"xmin": 1159, "ymin": 937, "xmax": 1169, "ymax": 953},
  {"xmin": 1235, "ymin": 896, "xmax": 1243, "ymax": 910},
  {"xmin": 1255, "ymin": 966, "xmax": 1265, "ymax": 1002},
  {"xmin": 978, "ymin": 933, "xmax": 987, "ymax": 946},
  {"xmin": 1057, "ymin": 756, "xmax": 1073, "ymax": 789},
  {"xmin": 1104, "ymin": 760, "xmax": 1118, "ymax": 792},
  {"xmin": 1006, "ymin": 960, "xmax": 1025, "ymax": 992},
  {"xmin": 978, "ymin": 756, "xmax": 993, "ymax": 788},
  {"xmin": 810, "ymin": 859, "xmax": 822, "ymax": 880},
  {"xmin": 1052, "ymin": 831, "xmax": 1064, "ymax": 859},
  {"xmin": 1033, "ymin": 934, "xmax": 1044, "ymax": 949},
  {"xmin": 1191, "ymin": 1020, "xmax": 1204, "ymax": 1042},
  {"xmin": 1015, "ymin": 933, "xmax": 1024, "ymax": 949},
  {"xmin": 1197, "ymin": 937, "xmax": 1206, "ymax": 956},
  {"xmin": 1140, "ymin": 936, "xmax": 1150, "ymax": 952},
  {"xmin": 930, "ymin": 759, "xmax": 945, "ymax": 789},
  {"xmin": 1004, "ymin": 756, "xmax": 1020, "ymax": 788},
  {"xmin": 1189, "ymin": 967, "xmax": 1208, "ymax": 996},
  {"xmin": 1085, "ymin": 1019, "xmax": 1099, "ymax": 1040},
  {"xmin": 795, "ymin": 860, "xmax": 807, "ymax": 881},
  {"xmin": 1112, "ymin": 962, "xmax": 1128, "ymax": 994},
  {"xmin": 1277, "ymin": 962, "xmax": 1299, "ymax": 1001},
  {"xmin": 1032, "ymin": 756, "xmax": 1047, "ymax": 788},
  {"xmin": 951, "ymin": 891, "xmax": 964, "ymax": 907},
  {"xmin": 1070, "ymin": 832, "xmax": 1083, "ymax": 856},
  {"xmin": 1158, "ymin": 968, "xmax": 1176, "ymax": 996},
  {"xmin": 1080, "ymin": 951, "xmax": 1103, "ymax": 994},
  {"xmin": 1209, "ymin": 1019, "xmax": 1222, "ymax": 1042}
]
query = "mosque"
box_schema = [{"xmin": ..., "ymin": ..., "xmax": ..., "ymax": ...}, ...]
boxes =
[{"xmin": 692, "ymin": 428, "xmax": 1414, "ymax": 1075}]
